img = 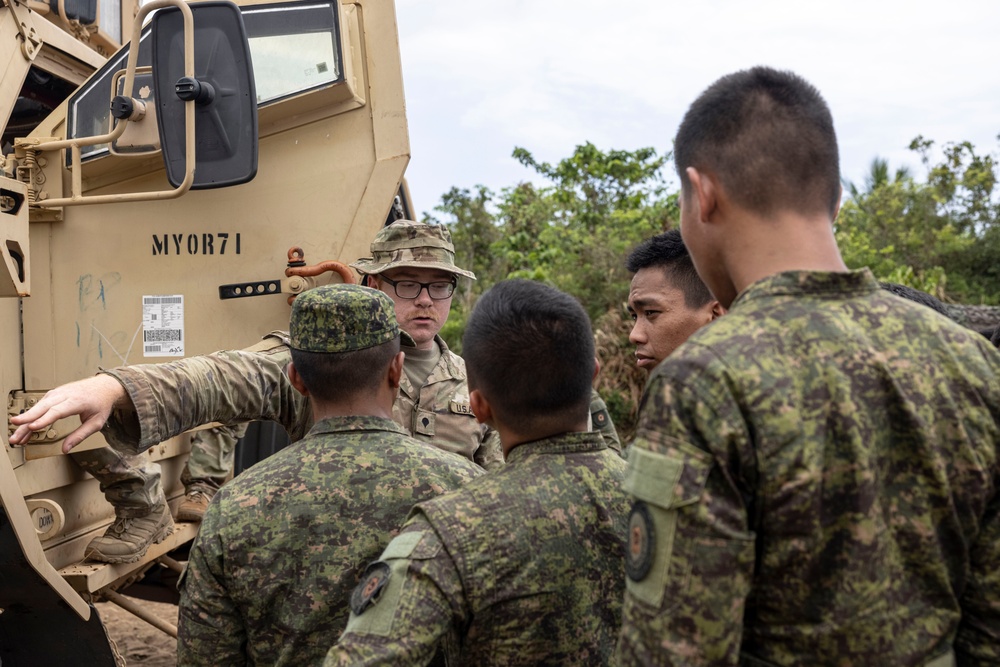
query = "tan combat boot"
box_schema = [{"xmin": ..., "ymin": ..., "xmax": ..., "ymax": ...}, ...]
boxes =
[
  {"xmin": 85, "ymin": 502, "xmax": 173, "ymax": 564},
  {"xmin": 176, "ymin": 485, "xmax": 215, "ymax": 522}
]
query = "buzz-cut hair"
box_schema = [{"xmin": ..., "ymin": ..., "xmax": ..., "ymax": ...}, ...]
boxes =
[
  {"xmin": 626, "ymin": 229, "xmax": 713, "ymax": 308},
  {"xmin": 674, "ymin": 66, "xmax": 841, "ymax": 218},
  {"xmin": 462, "ymin": 279, "xmax": 594, "ymax": 429},
  {"xmin": 291, "ymin": 337, "xmax": 399, "ymax": 403}
]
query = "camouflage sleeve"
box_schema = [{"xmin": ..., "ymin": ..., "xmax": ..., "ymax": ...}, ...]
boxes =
[
  {"xmin": 325, "ymin": 515, "xmax": 463, "ymax": 666},
  {"xmin": 590, "ymin": 388, "xmax": 623, "ymax": 456},
  {"xmin": 100, "ymin": 345, "xmax": 310, "ymax": 454},
  {"xmin": 617, "ymin": 349, "xmax": 756, "ymax": 666},
  {"xmin": 955, "ymin": 489, "xmax": 1000, "ymax": 663},
  {"xmin": 473, "ymin": 427, "xmax": 505, "ymax": 471},
  {"xmin": 177, "ymin": 501, "xmax": 248, "ymax": 666}
]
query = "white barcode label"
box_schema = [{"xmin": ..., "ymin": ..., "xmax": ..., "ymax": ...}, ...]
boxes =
[{"xmin": 143, "ymin": 294, "xmax": 184, "ymax": 357}]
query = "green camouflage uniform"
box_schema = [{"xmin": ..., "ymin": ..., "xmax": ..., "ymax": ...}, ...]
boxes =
[
  {"xmin": 177, "ymin": 283, "xmax": 485, "ymax": 666},
  {"xmin": 590, "ymin": 388, "xmax": 622, "ymax": 455},
  {"xmin": 618, "ymin": 269, "xmax": 1000, "ymax": 666},
  {"xmin": 178, "ymin": 416, "xmax": 482, "ymax": 666},
  {"xmin": 326, "ymin": 430, "xmax": 630, "ymax": 666}
]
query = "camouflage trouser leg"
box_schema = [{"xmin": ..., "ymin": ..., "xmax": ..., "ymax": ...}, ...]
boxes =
[
  {"xmin": 181, "ymin": 424, "xmax": 246, "ymax": 491},
  {"xmin": 70, "ymin": 446, "xmax": 163, "ymax": 518}
]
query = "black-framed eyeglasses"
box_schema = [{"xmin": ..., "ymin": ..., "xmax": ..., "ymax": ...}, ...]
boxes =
[{"xmin": 379, "ymin": 275, "xmax": 456, "ymax": 300}]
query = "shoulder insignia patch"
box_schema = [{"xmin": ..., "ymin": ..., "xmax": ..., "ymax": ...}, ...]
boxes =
[
  {"xmin": 625, "ymin": 501, "xmax": 655, "ymax": 582},
  {"xmin": 350, "ymin": 561, "xmax": 391, "ymax": 615},
  {"xmin": 592, "ymin": 407, "xmax": 610, "ymax": 428}
]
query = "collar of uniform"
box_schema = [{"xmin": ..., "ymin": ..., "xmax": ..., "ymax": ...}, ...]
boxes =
[
  {"xmin": 731, "ymin": 268, "xmax": 879, "ymax": 310},
  {"xmin": 430, "ymin": 335, "xmax": 466, "ymax": 379},
  {"xmin": 505, "ymin": 430, "xmax": 607, "ymax": 463},
  {"xmin": 305, "ymin": 414, "xmax": 410, "ymax": 438},
  {"xmin": 399, "ymin": 335, "xmax": 465, "ymax": 395}
]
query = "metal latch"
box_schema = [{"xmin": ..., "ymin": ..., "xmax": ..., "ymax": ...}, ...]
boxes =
[
  {"xmin": 218, "ymin": 246, "xmax": 355, "ymax": 305},
  {"xmin": 7, "ymin": 390, "xmax": 75, "ymax": 444}
]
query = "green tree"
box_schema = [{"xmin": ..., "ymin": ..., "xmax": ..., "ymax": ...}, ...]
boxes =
[
  {"xmin": 498, "ymin": 143, "xmax": 675, "ymax": 321},
  {"xmin": 431, "ymin": 143, "xmax": 677, "ymax": 429},
  {"xmin": 836, "ymin": 137, "xmax": 1000, "ymax": 303}
]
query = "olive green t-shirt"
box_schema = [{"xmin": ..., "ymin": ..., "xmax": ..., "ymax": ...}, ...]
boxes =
[{"xmin": 402, "ymin": 342, "xmax": 442, "ymax": 392}]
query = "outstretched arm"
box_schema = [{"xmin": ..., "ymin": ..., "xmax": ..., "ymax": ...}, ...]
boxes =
[
  {"xmin": 10, "ymin": 344, "xmax": 310, "ymax": 455},
  {"xmin": 9, "ymin": 375, "xmax": 130, "ymax": 453}
]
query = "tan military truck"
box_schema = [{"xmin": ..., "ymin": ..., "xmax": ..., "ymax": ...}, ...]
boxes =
[{"xmin": 1, "ymin": 0, "xmax": 409, "ymax": 661}]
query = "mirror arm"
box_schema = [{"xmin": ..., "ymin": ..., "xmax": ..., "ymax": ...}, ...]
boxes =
[{"xmin": 24, "ymin": 0, "xmax": 196, "ymax": 208}]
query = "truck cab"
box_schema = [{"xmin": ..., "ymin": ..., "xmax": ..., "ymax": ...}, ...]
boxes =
[{"xmin": 1, "ymin": 0, "xmax": 409, "ymax": 661}]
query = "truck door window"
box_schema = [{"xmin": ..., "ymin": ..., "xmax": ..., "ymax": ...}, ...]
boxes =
[
  {"xmin": 99, "ymin": 0, "xmax": 122, "ymax": 44},
  {"xmin": 242, "ymin": 2, "xmax": 342, "ymax": 105}
]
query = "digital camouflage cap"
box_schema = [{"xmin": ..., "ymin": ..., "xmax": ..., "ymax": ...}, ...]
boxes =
[
  {"xmin": 350, "ymin": 219, "xmax": 476, "ymax": 280},
  {"xmin": 290, "ymin": 284, "xmax": 399, "ymax": 353}
]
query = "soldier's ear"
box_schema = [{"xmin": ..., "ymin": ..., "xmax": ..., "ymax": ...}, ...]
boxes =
[
  {"xmin": 387, "ymin": 351, "xmax": 405, "ymax": 390},
  {"xmin": 287, "ymin": 362, "xmax": 310, "ymax": 397},
  {"xmin": 469, "ymin": 389, "xmax": 493, "ymax": 426}
]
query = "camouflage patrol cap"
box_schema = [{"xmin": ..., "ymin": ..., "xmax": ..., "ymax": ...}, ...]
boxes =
[
  {"xmin": 290, "ymin": 284, "xmax": 399, "ymax": 353},
  {"xmin": 350, "ymin": 219, "xmax": 476, "ymax": 280}
]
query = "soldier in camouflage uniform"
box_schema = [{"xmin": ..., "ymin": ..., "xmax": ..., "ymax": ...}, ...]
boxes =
[
  {"xmin": 626, "ymin": 228, "xmax": 724, "ymax": 372},
  {"xmin": 177, "ymin": 284, "xmax": 483, "ymax": 666},
  {"xmin": 617, "ymin": 66, "xmax": 1000, "ymax": 665},
  {"xmin": 352, "ymin": 219, "xmax": 508, "ymax": 467},
  {"xmin": 326, "ymin": 279, "xmax": 630, "ymax": 666}
]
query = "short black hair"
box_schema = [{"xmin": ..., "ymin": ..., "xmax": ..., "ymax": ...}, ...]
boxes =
[
  {"xmin": 674, "ymin": 66, "xmax": 841, "ymax": 218},
  {"xmin": 626, "ymin": 229, "xmax": 713, "ymax": 308},
  {"xmin": 462, "ymin": 279, "xmax": 594, "ymax": 429},
  {"xmin": 878, "ymin": 282, "xmax": 951, "ymax": 318},
  {"xmin": 291, "ymin": 337, "xmax": 399, "ymax": 402}
]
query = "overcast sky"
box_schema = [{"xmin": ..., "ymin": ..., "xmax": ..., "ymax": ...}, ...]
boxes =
[{"xmin": 394, "ymin": 0, "xmax": 1000, "ymax": 218}]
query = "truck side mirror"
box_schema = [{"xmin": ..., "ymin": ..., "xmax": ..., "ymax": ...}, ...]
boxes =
[
  {"xmin": 50, "ymin": 0, "xmax": 97, "ymax": 24},
  {"xmin": 151, "ymin": 1, "xmax": 258, "ymax": 189}
]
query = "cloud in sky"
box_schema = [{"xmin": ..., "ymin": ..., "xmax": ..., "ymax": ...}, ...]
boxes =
[{"xmin": 395, "ymin": 0, "xmax": 1000, "ymax": 216}]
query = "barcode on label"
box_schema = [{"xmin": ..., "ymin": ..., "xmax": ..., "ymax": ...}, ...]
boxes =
[
  {"xmin": 144, "ymin": 329, "xmax": 182, "ymax": 342},
  {"xmin": 143, "ymin": 296, "xmax": 183, "ymax": 305}
]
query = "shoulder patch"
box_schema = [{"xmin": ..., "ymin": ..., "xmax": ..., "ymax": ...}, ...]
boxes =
[
  {"xmin": 625, "ymin": 500, "xmax": 655, "ymax": 582},
  {"xmin": 591, "ymin": 407, "xmax": 611, "ymax": 428},
  {"xmin": 350, "ymin": 561, "xmax": 391, "ymax": 616}
]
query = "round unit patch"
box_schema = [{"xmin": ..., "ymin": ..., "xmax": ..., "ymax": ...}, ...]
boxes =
[
  {"xmin": 350, "ymin": 561, "xmax": 391, "ymax": 615},
  {"xmin": 625, "ymin": 500, "xmax": 655, "ymax": 582}
]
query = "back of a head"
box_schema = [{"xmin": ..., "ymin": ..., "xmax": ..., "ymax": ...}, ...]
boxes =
[
  {"xmin": 289, "ymin": 283, "xmax": 401, "ymax": 403},
  {"xmin": 462, "ymin": 279, "xmax": 595, "ymax": 427},
  {"xmin": 674, "ymin": 66, "xmax": 841, "ymax": 218},
  {"xmin": 626, "ymin": 229, "xmax": 713, "ymax": 308}
]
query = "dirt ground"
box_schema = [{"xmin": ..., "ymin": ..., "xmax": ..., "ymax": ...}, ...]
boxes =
[
  {"xmin": 94, "ymin": 568, "xmax": 181, "ymax": 667},
  {"xmin": 96, "ymin": 598, "xmax": 178, "ymax": 667}
]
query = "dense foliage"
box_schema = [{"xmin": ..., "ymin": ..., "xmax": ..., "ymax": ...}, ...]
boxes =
[
  {"xmin": 837, "ymin": 137, "xmax": 1000, "ymax": 302},
  {"xmin": 427, "ymin": 137, "xmax": 1000, "ymax": 438}
]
